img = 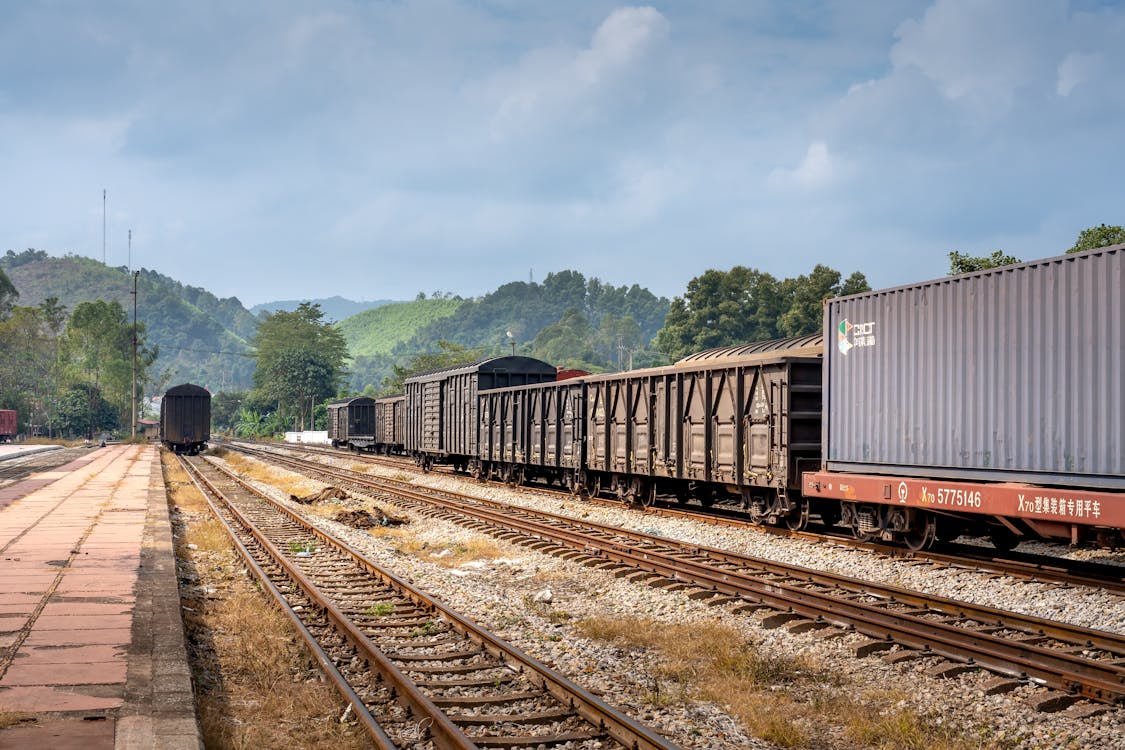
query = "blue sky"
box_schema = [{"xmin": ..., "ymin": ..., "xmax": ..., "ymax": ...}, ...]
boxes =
[{"xmin": 2, "ymin": 1, "xmax": 1123, "ymax": 307}]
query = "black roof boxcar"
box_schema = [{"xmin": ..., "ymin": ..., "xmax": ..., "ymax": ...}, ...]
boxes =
[
  {"xmin": 160, "ymin": 384, "xmax": 210, "ymax": 455},
  {"xmin": 327, "ymin": 396, "xmax": 376, "ymax": 450},
  {"xmin": 404, "ymin": 356, "xmax": 557, "ymax": 471}
]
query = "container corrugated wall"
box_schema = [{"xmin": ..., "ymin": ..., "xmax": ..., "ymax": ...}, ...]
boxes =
[{"xmin": 824, "ymin": 244, "xmax": 1124, "ymax": 489}]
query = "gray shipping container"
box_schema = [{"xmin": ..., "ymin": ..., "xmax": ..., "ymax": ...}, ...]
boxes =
[{"xmin": 823, "ymin": 244, "xmax": 1124, "ymax": 489}]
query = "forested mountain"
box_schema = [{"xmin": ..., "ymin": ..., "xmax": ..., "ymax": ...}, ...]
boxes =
[
  {"xmin": 344, "ymin": 272, "xmax": 671, "ymax": 393},
  {"xmin": 338, "ymin": 297, "xmax": 463, "ymax": 358},
  {"xmin": 1, "ymin": 249, "xmax": 257, "ymax": 391},
  {"xmin": 250, "ymin": 295, "xmax": 396, "ymax": 322}
]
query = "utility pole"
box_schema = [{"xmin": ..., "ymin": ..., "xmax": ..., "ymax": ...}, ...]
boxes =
[
  {"xmin": 102, "ymin": 190, "xmax": 106, "ymax": 264},
  {"xmin": 131, "ymin": 269, "xmax": 138, "ymax": 439}
]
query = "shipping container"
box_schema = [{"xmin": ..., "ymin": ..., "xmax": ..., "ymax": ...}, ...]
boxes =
[
  {"xmin": 160, "ymin": 384, "xmax": 211, "ymax": 454},
  {"xmin": 0, "ymin": 409, "xmax": 16, "ymax": 441},
  {"xmin": 822, "ymin": 244, "xmax": 1125, "ymax": 490},
  {"xmin": 404, "ymin": 356, "xmax": 557, "ymax": 470},
  {"xmin": 327, "ymin": 396, "xmax": 376, "ymax": 449}
]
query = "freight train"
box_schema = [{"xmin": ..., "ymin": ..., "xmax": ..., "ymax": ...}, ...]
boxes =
[
  {"xmin": 0, "ymin": 409, "xmax": 16, "ymax": 443},
  {"xmin": 160, "ymin": 383, "xmax": 211, "ymax": 454},
  {"xmin": 326, "ymin": 244, "xmax": 1124, "ymax": 550},
  {"xmin": 327, "ymin": 395, "xmax": 404, "ymax": 453}
]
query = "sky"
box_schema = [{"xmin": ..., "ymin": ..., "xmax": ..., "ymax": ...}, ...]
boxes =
[{"xmin": 2, "ymin": 1, "xmax": 1123, "ymax": 308}]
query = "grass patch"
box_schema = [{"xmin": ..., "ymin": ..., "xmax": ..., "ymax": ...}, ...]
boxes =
[
  {"xmin": 187, "ymin": 518, "xmax": 233, "ymax": 552},
  {"xmin": 164, "ymin": 453, "xmax": 368, "ymax": 750},
  {"xmin": 390, "ymin": 535, "xmax": 506, "ymax": 567},
  {"xmin": 287, "ymin": 541, "xmax": 317, "ymax": 555},
  {"xmin": 364, "ymin": 603, "xmax": 396, "ymax": 616},
  {"xmin": 222, "ymin": 453, "xmax": 320, "ymax": 498},
  {"xmin": 572, "ymin": 617, "xmax": 1004, "ymax": 749},
  {"xmin": 0, "ymin": 711, "xmax": 29, "ymax": 730}
]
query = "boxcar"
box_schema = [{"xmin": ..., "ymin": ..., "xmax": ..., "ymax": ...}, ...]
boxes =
[
  {"xmin": 804, "ymin": 243, "xmax": 1125, "ymax": 548},
  {"xmin": 477, "ymin": 378, "xmax": 585, "ymax": 487},
  {"xmin": 160, "ymin": 384, "xmax": 211, "ymax": 454},
  {"xmin": 404, "ymin": 356, "xmax": 557, "ymax": 471},
  {"xmin": 374, "ymin": 395, "xmax": 405, "ymax": 454},
  {"xmin": 580, "ymin": 335, "xmax": 823, "ymax": 520},
  {"xmin": 327, "ymin": 396, "xmax": 376, "ymax": 450},
  {"xmin": 0, "ymin": 409, "xmax": 16, "ymax": 442}
]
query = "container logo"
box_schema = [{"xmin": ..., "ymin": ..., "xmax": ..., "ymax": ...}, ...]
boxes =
[{"xmin": 837, "ymin": 318, "xmax": 875, "ymax": 355}]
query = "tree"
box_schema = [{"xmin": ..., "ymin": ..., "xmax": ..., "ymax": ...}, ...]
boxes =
[
  {"xmin": 1068, "ymin": 224, "xmax": 1125, "ymax": 254},
  {"xmin": 383, "ymin": 341, "xmax": 482, "ymax": 393},
  {"xmin": 778, "ymin": 266, "xmax": 869, "ymax": 337},
  {"xmin": 947, "ymin": 250, "xmax": 1021, "ymax": 275},
  {"xmin": 0, "ymin": 268, "xmax": 17, "ymax": 319},
  {"xmin": 251, "ymin": 302, "xmax": 348, "ymax": 429},
  {"xmin": 531, "ymin": 309, "xmax": 596, "ymax": 368},
  {"xmin": 655, "ymin": 267, "xmax": 785, "ymax": 362},
  {"xmin": 58, "ymin": 299, "xmax": 157, "ymax": 432},
  {"xmin": 56, "ymin": 382, "xmax": 118, "ymax": 438},
  {"xmin": 211, "ymin": 390, "xmax": 247, "ymax": 433}
]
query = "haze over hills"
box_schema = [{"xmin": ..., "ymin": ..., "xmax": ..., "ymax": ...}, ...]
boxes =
[
  {"xmin": 2, "ymin": 250, "xmax": 257, "ymax": 392},
  {"xmin": 249, "ymin": 296, "xmax": 397, "ymax": 322},
  {"xmin": 2, "ymin": 251, "xmax": 675, "ymax": 398}
]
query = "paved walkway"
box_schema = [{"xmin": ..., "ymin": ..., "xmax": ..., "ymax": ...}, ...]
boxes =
[{"xmin": 0, "ymin": 445, "xmax": 200, "ymax": 749}]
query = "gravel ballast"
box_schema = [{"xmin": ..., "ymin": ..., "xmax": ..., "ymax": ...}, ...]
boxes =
[{"xmin": 217, "ymin": 449, "xmax": 1125, "ymax": 749}]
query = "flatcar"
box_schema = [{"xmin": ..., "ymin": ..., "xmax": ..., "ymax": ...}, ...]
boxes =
[
  {"xmin": 803, "ymin": 243, "xmax": 1125, "ymax": 549},
  {"xmin": 404, "ymin": 356, "xmax": 557, "ymax": 471},
  {"xmin": 160, "ymin": 384, "xmax": 210, "ymax": 455},
  {"xmin": 0, "ymin": 409, "xmax": 16, "ymax": 442}
]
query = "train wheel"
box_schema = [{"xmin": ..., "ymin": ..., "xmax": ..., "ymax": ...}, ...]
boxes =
[
  {"xmin": 815, "ymin": 501, "xmax": 841, "ymax": 528},
  {"xmin": 785, "ymin": 501, "xmax": 810, "ymax": 531},
  {"xmin": 989, "ymin": 526, "xmax": 1020, "ymax": 551},
  {"xmin": 565, "ymin": 470, "xmax": 582, "ymax": 496},
  {"xmin": 470, "ymin": 461, "xmax": 484, "ymax": 482},
  {"xmin": 903, "ymin": 513, "xmax": 937, "ymax": 551}
]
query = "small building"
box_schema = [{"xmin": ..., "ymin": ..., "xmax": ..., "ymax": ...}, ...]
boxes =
[{"xmin": 138, "ymin": 419, "xmax": 160, "ymax": 441}]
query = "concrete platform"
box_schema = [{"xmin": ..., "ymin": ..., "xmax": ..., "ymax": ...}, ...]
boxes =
[
  {"xmin": 0, "ymin": 445, "xmax": 201, "ymax": 749},
  {"xmin": 0, "ymin": 444, "xmax": 62, "ymax": 461}
]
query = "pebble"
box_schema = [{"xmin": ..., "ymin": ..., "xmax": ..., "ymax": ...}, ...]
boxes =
[{"xmin": 219, "ymin": 450, "xmax": 1125, "ymax": 750}]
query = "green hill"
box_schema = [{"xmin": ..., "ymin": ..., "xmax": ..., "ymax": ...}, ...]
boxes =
[
  {"xmin": 338, "ymin": 297, "xmax": 462, "ymax": 357},
  {"xmin": 1, "ymin": 249, "xmax": 258, "ymax": 391}
]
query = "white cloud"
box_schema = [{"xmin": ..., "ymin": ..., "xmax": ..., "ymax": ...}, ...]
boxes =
[
  {"xmin": 890, "ymin": 0, "xmax": 1065, "ymax": 108},
  {"xmin": 768, "ymin": 141, "xmax": 840, "ymax": 189},
  {"xmin": 484, "ymin": 6, "xmax": 670, "ymax": 139},
  {"xmin": 1056, "ymin": 51, "xmax": 1099, "ymax": 97}
]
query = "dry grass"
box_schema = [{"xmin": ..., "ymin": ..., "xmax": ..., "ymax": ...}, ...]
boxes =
[
  {"xmin": 388, "ymin": 533, "xmax": 506, "ymax": 567},
  {"xmin": 220, "ymin": 452, "xmax": 322, "ymax": 498},
  {"xmin": 573, "ymin": 616, "xmax": 1006, "ymax": 750},
  {"xmin": 0, "ymin": 711, "xmax": 29, "ymax": 730},
  {"xmin": 162, "ymin": 451, "xmax": 369, "ymax": 750}
]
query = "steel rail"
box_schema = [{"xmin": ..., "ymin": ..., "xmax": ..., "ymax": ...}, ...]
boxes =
[
  {"xmin": 175, "ymin": 455, "xmax": 398, "ymax": 749},
  {"xmin": 199, "ymin": 452, "xmax": 682, "ymax": 750},
  {"xmin": 181, "ymin": 456, "xmax": 481, "ymax": 750},
  {"xmin": 261, "ymin": 440, "xmax": 1125, "ymax": 596},
  {"xmin": 233, "ymin": 444, "xmax": 1125, "ymax": 705}
]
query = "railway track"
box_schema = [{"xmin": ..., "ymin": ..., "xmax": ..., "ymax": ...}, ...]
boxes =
[
  {"xmin": 0, "ymin": 446, "xmax": 94, "ymax": 485},
  {"xmin": 274, "ymin": 441, "xmax": 1125, "ymax": 596},
  {"xmin": 176, "ymin": 453, "xmax": 681, "ymax": 750},
  {"xmin": 227, "ymin": 442, "xmax": 1125, "ymax": 709}
]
